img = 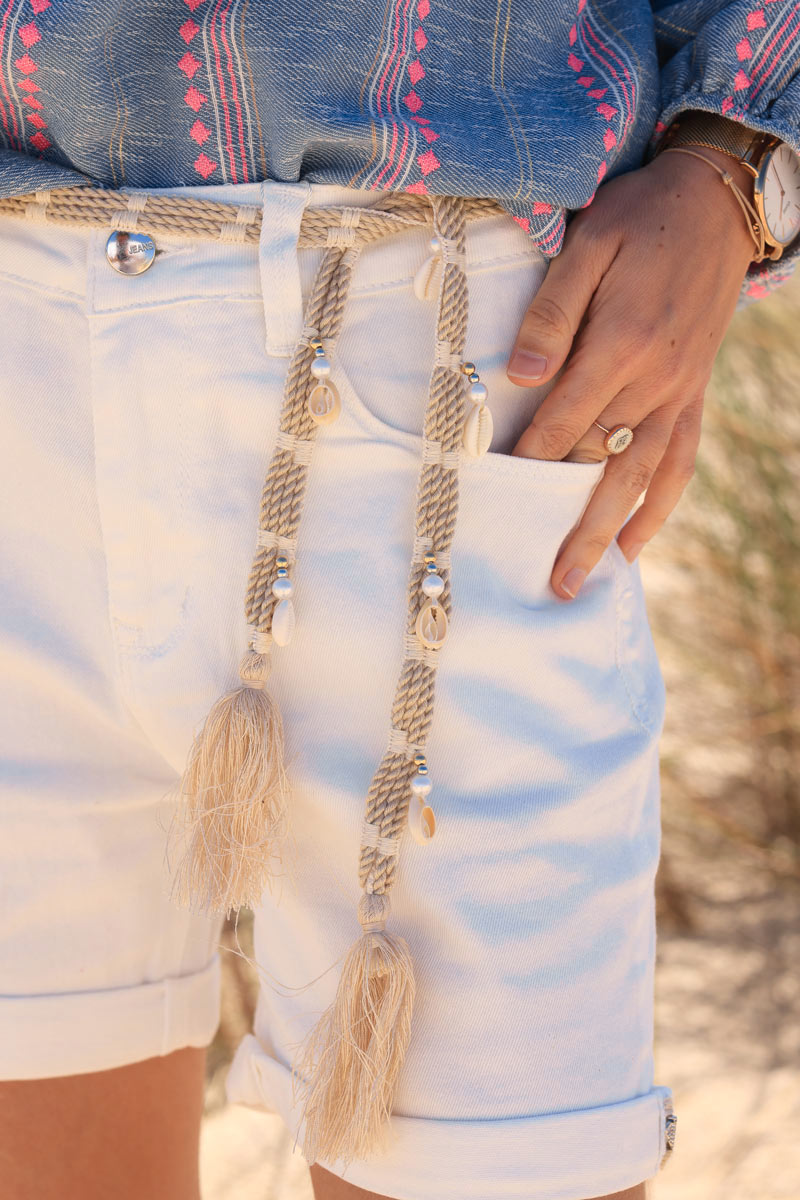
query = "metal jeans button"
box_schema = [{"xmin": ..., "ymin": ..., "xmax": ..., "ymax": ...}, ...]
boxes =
[{"xmin": 105, "ymin": 230, "xmax": 156, "ymax": 275}]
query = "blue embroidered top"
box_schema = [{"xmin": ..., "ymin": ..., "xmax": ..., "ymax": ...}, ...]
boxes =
[{"xmin": 1, "ymin": 0, "xmax": 799, "ymax": 302}]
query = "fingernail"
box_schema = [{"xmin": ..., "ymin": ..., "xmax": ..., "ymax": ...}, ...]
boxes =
[
  {"xmin": 508, "ymin": 349, "xmax": 548, "ymax": 381},
  {"xmin": 625, "ymin": 541, "xmax": 645, "ymax": 563},
  {"xmin": 560, "ymin": 567, "xmax": 586, "ymax": 598}
]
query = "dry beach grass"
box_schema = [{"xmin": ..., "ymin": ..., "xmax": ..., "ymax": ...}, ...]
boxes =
[{"xmin": 200, "ymin": 272, "xmax": 800, "ymax": 1199}]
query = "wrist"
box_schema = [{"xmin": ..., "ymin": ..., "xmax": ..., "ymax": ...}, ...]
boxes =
[{"xmin": 648, "ymin": 146, "xmax": 759, "ymax": 262}]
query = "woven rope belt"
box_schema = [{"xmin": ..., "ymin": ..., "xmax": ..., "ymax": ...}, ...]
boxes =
[{"xmin": 2, "ymin": 183, "xmax": 509, "ymax": 1166}]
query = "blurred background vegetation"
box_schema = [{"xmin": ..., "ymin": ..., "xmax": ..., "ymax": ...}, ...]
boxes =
[{"xmin": 201, "ymin": 272, "xmax": 800, "ymax": 1200}]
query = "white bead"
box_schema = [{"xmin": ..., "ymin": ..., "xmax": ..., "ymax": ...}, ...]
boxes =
[
  {"xmin": 421, "ymin": 572, "xmax": 444, "ymax": 598},
  {"xmin": 462, "ymin": 403, "xmax": 493, "ymax": 457},
  {"xmin": 272, "ymin": 576, "xmax": 293, "ymax": 600},
  {"xmin": 413, "ymin": 253, "xmax": 443, "ymax": 303},
  {"xmin": 468, "ymin": 380, "xmax": 488, "ymax": 405},
  {"xmin": 310, "ymin": 356, "xmax": 331, "ymax": 379},
  {"xmin": 271, "ymin": 597, "xmax": 296, "ymax": 647},
  {"xmin": 409, "ymin": 803, "xmax": 436, "ymax": 845},
  {"xmin": 410, "ymin": 773, "xmax": 432, "ymax": 797}
]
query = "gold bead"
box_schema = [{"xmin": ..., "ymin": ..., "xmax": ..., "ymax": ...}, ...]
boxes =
[
  {"xmin": 461, "ymin": 361, "xmax": 476, "ymax": 376},
  {"xmin": 414, "ymin": 752, "xmax": 427, "ymax": 766}
]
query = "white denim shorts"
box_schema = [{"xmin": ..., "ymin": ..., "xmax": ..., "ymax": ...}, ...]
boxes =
[{"xmin": 0, "ymin": 177, "xmax": 673, "ymax": 1199}]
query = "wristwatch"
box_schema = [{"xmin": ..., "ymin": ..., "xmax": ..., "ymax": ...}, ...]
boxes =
[{"xmin": 657, "ymin": 110, "xmax": 800, "ymax": 260}]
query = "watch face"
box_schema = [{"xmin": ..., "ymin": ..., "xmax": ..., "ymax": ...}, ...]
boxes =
[{"xmin": 759, "ymin": 142, "xmax": 800, "ymax": 246}]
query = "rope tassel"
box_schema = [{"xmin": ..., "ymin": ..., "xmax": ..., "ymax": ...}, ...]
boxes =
[
  {"xmin": 290, "ymin": 892, "xmax": 415, "ymax": 1167},
  {"xmin": 168, "ymin": 648, "xmax": 290, "ymax": 916},
  {"xmin": 289, "ymin": 193, "xmax": 469, "ymax": 1166}
]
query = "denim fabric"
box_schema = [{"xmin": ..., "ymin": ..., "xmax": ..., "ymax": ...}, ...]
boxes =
[
  {"xmin": 0, "ymin": 3, "xmax": 798, "ymax": 297},
  {"xmin": 0, "ymin": 176, "xmax": 673, "ymax": 1190}
]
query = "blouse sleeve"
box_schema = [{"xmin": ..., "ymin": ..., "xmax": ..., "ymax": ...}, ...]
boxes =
[{"xmin": 646, "ymin": 0, "xmax": 800, "ymax": 306}]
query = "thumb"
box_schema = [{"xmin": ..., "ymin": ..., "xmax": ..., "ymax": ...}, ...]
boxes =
[{"xmin": 506, "ymin": 231, "xmax": 605, "ymax": 387}]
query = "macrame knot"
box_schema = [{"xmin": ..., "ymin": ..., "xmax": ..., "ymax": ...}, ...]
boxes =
[
  {"xmin": 357, "ymin": 889, "xmax": 390, "ymax": 933},
  {"xmin": 238, "ymin": 646, "xmax": 272, "ymax": 684}
]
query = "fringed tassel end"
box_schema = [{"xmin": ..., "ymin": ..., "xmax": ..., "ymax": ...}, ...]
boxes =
[
  {"xmin": 290, "ymin": 891, "xmax": 416, "ymax": 1167},
  {"xmin": 168, "ymin": 648, "xmax": 290, "ymax": 916}
]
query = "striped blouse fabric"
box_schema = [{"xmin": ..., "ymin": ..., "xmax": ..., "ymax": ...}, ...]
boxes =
[{"xmin": 0, "ymin": 0, "xmax": 799, "ymax": 302}]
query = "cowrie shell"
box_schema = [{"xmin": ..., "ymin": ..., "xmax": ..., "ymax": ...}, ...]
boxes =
[
  {"xmin": 271, "ymin": 597, "xmax": 296, "ymax": 647},
  {"xmin": 409, "ymin": 802, "xmax": 436, "ymax": 845},
  {"xmin": 415, "ymin": 599, "xmax": 448, "ymax": 649},
  {"xmin": 413, "ymin": 253, "xmax": 443, "ymax": 303},
  {"xmin": 307, "ymin": 380, "xmax": 341, "ymax": 425},
  {"xmin": 462, "ymin": 403, "xmax": 493, "ymax": 457}
]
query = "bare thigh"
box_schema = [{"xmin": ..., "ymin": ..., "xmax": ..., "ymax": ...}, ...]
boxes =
[
  {"xmin": 310, "ymin": 1162, "xmax": 648, "ymax": 1199},
  {"xmin": 0, "ymin": 1047, "xmax": 206, "ymax": 1200}
]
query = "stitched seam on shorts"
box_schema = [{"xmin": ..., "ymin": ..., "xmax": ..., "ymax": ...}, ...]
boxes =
[
  {"xmin": 611, "ymin": 542, "xmax": 659, "ymax": 736},
  {"xmin": 0, "ymin": 268, "xmax": 83, "ymax": 301}
]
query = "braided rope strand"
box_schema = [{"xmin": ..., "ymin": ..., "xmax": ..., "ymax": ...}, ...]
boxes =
[
  {"xmin": 359, "ymin": 194, "xmax": 469, "ymax": 895},
  {"xmin": 0, "ymin": 184, "xmax": 504, "ymax": 245}
]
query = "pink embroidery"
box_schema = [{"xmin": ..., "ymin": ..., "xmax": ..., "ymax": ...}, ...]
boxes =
[
  {"xmin": 748, "ymin": 3, "xmax": 800, "ymax": 107},
  {"xmin": 184, "ymin": 0, "xmax": 207, "ymax": 10},
  {"xmin": 419, "ymin": 126, "xmax": 439, "ymax": 142},
  {"xmin": 180, "ymin": 19, "xmax": 200, "ymax": 43},
  {"xmin": 178, "ymin": 51, "xmax": 202, "ymax": 78},
  {"xmin": 194, "ymin": 151, "xmax": 217, "ymax": 177},
  {"xmin": 30, "ymin": 0, "xmax": 50, "ymax": 11},
  {"xmin": 532, "ymin": 201, "xmax": 553, "ymax": 215},
  {"xmin": 26, "ymin": 110, "xmax": 46, "ymax": 128},
  {"xmin": 19, "ymin": 77, "xmax": 40, "ymax": 91},
  {"xmin": 14, "ymin": 53, "xmax": 38, "ymax": 73},
  {"xmin": 408, "ymin": 59, "xmax": 425, "ymax": 84},
  {"xmin": 417, "ymin": 148, "xmax": 440, "ymax": 174},
  {"xmin": 404, "ymin": 90, "xmax": 423, "ymax": 113},
  {"xmin": 414, "ymin": 27, "xmax": 427, "ymax": 51},
  {"xmin": 184, "ymin": 85, "xmax": 207, "ymax": 111},
  {"xmin": 190, "ymin": 119, "xmax": 210, "ymax": 144},
  {"xmin": 513, "ymin": 216, "xmax": 531, "ymax": 231},
  {"xmin": 18, "ymin": 22, "xmax": 40, "ymax": 48},
  {"xmin": 722, "ymin": 2, "xmax": 800, "ymax": 117},
  {"xmin": 23, "ymin": 94, "xmax": 43, "ymax": 108},
  {"xmin": 29, "ymin": 130, "xmax": 49, "ymax": 150},
  {"xmin": 417, "ymin": 0, "xmax": 429, "ymax": 17},
  {"xmin": 566, "ymin": 0, "xmax": 636, "ymax": 217},
  {"xmin": 371, "ymin": 0, "xmax": 416, "ymax": 189},
  {"xmin": 406, "ymin": 180, "xmax": 428, "ymax": 194}
]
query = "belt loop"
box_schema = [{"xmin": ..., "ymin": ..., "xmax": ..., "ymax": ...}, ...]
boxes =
[{"xmin": 258, "ymin": 179, "xmax": 313, "ymax": 358}]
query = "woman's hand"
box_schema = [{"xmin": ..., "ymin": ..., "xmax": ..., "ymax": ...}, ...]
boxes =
[{"xmin": 506, "ymin": 145, "xmax": 757, "ymax": 600}]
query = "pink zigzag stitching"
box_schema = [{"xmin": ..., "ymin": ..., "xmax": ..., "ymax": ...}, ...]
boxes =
[
  {"xmin": 13, "ymin": 0, "xmax": 52, "ymax": 156},
  {"xmin": 567, "ymin": 0, "xmax": 635, "ymax": 190},
  {"xmin": 179, "ymin": 0, "xmax": 218, "ymax": 180},
  {"xmin": 719, "ymin": 0, "xmax": 800, "ymax": 119},
  {"xmin": 400, "ymin": 0, "xmax": 442, "ymax": 195}
]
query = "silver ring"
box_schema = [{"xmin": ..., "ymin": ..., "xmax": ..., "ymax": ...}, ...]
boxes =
[{"xmin": 593, "ymin": 421, "xmax": 635, "ymax": 454}]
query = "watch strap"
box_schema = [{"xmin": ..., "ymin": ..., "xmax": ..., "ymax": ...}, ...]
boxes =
[{"xmin": 660, "ymin": 111, "xmax": 767, "ymax": 164}]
